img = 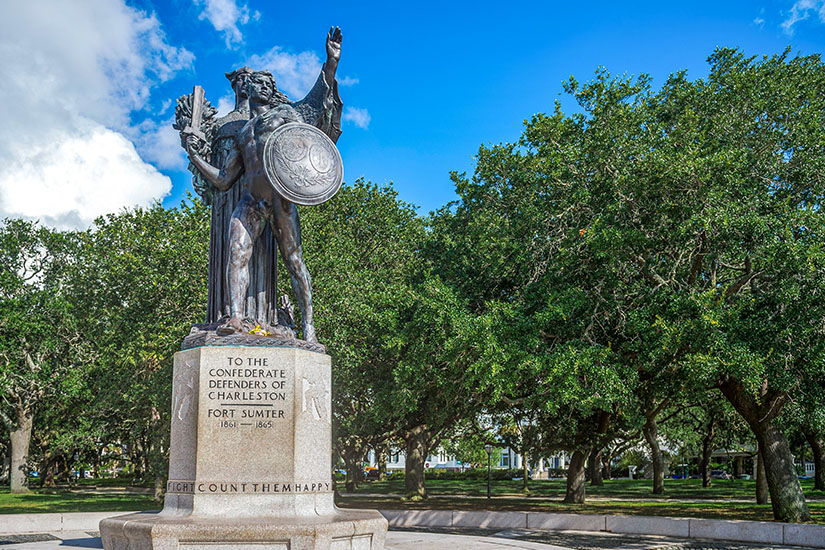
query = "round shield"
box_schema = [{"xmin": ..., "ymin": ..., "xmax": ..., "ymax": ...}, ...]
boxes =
[{"xmin": 262, "ymin": 122, "xmax": 343, "ymax": 206}]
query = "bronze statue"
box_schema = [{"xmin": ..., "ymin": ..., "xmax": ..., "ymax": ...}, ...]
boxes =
[
  {"xmin": 179, "ymin": 27, "xmax": 344, "ymax": 344},
  {"xmin": 201, "ymin": 66, "xmax": 282, "ymax": 337}
]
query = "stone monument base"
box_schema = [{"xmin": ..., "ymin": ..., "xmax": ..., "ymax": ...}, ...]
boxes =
[
  {"xmin": 100, "ymin": 344, "xmax": 386, "ymax": 550},
  {"xmin": 100, "ymin": 508, "xmax": 387, "ymax": 550}
]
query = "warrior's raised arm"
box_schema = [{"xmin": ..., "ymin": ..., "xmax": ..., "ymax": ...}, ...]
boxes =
[
  {"xmin": 291, "ymin": 26, "xmax": 344, "ymax": 143},
  {"xmin": 323, "ymin": 26, "xmax": 341, "ymax": 87}
]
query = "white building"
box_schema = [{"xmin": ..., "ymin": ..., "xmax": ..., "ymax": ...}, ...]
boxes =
[{"xmin": 366, "ymin": 447, "xmax": 568, "ymax": 476}]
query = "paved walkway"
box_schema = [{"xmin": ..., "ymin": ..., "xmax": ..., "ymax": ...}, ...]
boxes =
[
  {"xmin": 394, "ymin": 526, "xmax": 815, "ymax": 549},
  {"xmin": 342, "ymin": 492, "xmax": 825, "ymax": 503},
  {"xmin": 0, "ymin": 528, "xmax": 815, "ymax": 550},
  {"xmin": 0, "ymin": 530, "xmax": 569, "ymax": 550}
]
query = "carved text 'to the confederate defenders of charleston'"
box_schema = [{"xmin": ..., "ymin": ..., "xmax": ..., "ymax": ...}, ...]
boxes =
[{"xmin": 177, "ymin": 27, "xmax": 345, "ymax": 346}]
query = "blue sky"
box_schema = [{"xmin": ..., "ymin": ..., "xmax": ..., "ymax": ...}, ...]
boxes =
[{"xmin": 2, "ymin": 1, "xmax": 825, "ymax": 228}]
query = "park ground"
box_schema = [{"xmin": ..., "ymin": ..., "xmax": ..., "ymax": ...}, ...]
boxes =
[{"xmin": 2, "ymin": 478, "xmax": 824, "ymax": 524}]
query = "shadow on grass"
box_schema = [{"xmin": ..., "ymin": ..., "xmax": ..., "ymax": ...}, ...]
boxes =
[
  {"xmin": 337, "ymin": 495, "xmax": 825, "ymax": 524},
  {"xmin": 355, "ymin": 478, "xmax": 825, "ymax": 502}
]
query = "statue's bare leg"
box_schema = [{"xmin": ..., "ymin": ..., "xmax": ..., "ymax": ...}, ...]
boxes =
[
  {"xmin": 222, "ymin": 193, "xmax": 267, "ymax": 334},
  {"xmin": 271, "ymin": 197, "xmax": 316, "ymax": 342}
]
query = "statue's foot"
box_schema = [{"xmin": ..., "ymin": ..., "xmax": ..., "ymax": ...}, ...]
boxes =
[
  {"xmin": 216, "ymin": 316, "xmax": 244, "ymax": 335},
  {"xmin": 303, "ymin": 323, "xmax": 317, "ymax": 343}
]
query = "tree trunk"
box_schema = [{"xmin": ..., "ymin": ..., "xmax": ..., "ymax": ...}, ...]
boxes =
[
  {"xmin": 93, "ymin": 449, "xmax": 102, "ymax": 479},
  {"xmin": 141, "ymin": 446, "xmax": 151, "ymax": 483},
  {"xmin": 522, "ymin": 452, "xmax": 530, "ymax": 493},
  {"xmin": 343, "ymin": 452, "xmax": 361, "ymax": 493},
  {"xmin": 9, "ymin": 406, "xmax": 33, "ymax": 494},
  {"xmin": 756, "ymin": 446, "xmax": 769, "ymax": 505},
  {"xmin": 154, "ymin": 476, "xmax": 164, "ymax": 504},
  {"xmin": 603, "ymin": 452, "xmax": 612, "ymax": 480},
  {"xmin": 376, "ymin": 446, "xmax": 388, "ymax": 481},
  {"xmin": 643, "ymin": 418, "xmax": 664, "ymax": 494},
  {"xmin": 131, "ymin": 449, "xmax": 142, "ymax": 481},
  {"xmin": 56, "ymin": 455, "xmax": 70, "ymax": 483},
  {"xmin": 804, "ymin": 429, "xmax": 825, "ymax": 491},
  {"xmin": 720, "ymin": 380, "xmax": 808, "ymax": 522},
  {"xmin": 403, "ymin": 425, "xmax": 428, "ymax": 501},
  {"xmin": 40, "ymin": 456, "xmax": 56, "ymax": 488},
  {"xmin": 563, "ymin": 449, "xmax": 590, "ymax": 504},
  {"xmin": 1, "ymin": 454, "xmax": 9, "ymax": 483},
  {"xmin": 700, "ymin": 414, "xmax": 717, "ymax": 488},
  {"xmin": 701, "ymin": 434, "xmax": 713, "ymax": 488},
  {"xmin": 589, "ymin": 447, "xmax": 604, "ymax": 486}
]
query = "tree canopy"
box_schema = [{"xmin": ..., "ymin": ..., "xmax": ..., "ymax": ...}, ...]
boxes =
[{"xmin": 2, "ymin": 47, "xmax": 825, "ymax": 523}]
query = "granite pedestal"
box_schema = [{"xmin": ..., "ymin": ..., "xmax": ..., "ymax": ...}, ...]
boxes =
[{"xmin": 100, "ymin": 343, "xmax": 387, "ymax": 550}]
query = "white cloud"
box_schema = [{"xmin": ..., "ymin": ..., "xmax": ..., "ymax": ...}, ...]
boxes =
[
  {"xmin": 0, "ymin": 0, "xmax": 192, "ymax": 230},
  {"xmin": 781, "ymin": 0, "xmax": 825, "ymax": 34},
  {"xmin": 247, "ymin": 47, "xmax": 323, "ymax": 99},
  {"xmin": 159, "ymin": 98, "xmax": 174, "ymax": 115},
  {"xmin": 216, "ymin": 94, "xmax": 236, "ymax": 117},
  {"xmin": 338, "ymin": 76, "xmax": 360, "ymax": 86},
  {"xmin": 193, "ymin": 0, "xmax": 256, "ymax": 48},
  {"xmin": 343, "ymin": 107, "xmax": 371, "ymax": 129},
  {"xmin": 0, "ymin": 126, "xmax": 171, "ymax": 231},
  {"xmin": 132, "ymin": 118, "xmax": 185, "ymax": 170},
  {"xmin": 753, "ymin": 17, "xmax": 766, "ymax": 27}
]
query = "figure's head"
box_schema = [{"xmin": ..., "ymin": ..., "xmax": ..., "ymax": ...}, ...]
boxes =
[
  {"xmin": 225, "ymin": 66, "xmax": 253, "ymax": 99},
  {"xmin": 246, "ymin": 70, "xmax": 290, "ymax": 106}
]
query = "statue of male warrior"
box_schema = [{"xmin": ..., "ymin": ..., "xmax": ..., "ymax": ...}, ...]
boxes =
[
  {"xmin": 200, "ymin": 66, "xmax": 281, "ymax": 332},
  {"xmin": 186, "ymin": 27, "xmax": 343, "ymax": 343}
]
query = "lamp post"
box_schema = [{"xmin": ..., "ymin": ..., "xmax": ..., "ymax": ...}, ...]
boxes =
[
  {"xmin": 73, "ymin": 451, "xmax": 80, "ymax": 485},
  {"xmin": 484, "ymin": 444, "xmax": 493, "ymax": 500}
]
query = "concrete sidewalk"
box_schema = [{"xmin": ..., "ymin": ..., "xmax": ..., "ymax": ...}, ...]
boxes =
[
  {"xmin": 0, "ymin": 530, "xmax": 573, "ymax": 550},
  {"xmin": 0, "ymin": 528, "xmax": 821, "ymax": 550},
  {"xmin": 2, "ymin": 510, "xmax": 824, "ymax": 549}
]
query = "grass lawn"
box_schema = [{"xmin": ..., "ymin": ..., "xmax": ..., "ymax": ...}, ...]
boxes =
[
  {"xmin": 0, "ymin": 488, "xmax": 158, "ymax": 514},
  {"xmin": 74, "ymin": 477, "xmax": 153, "ymax": 488},
  {"xmin": 350, "ymin": 477, "xmax": 825, "ymax": 501},
  {"xmin": 2, "ymin": 478, "xmax": 823, "ymax": 524}
]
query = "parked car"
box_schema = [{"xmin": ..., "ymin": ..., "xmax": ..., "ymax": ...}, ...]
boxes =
[
  {"xmin": 710, "ymin": 470, "xmax": 731, "ymax": 480},
  {"xmin": 364, "ymin": 467, "xmax": 380, "ymax": 480}
]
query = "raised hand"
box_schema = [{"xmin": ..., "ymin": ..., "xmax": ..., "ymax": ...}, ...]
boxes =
[{"xmin": 326, "ymin": 26, "xmax": 342, "ymax": 61}]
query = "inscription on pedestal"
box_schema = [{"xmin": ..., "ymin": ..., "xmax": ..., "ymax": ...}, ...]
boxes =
[
  {"xmin": 165, "ymin": 347, "xmax": 336, "ymax": 506},
  {"xmin": 205, "ymin": 356, "xmax": 288, "ymax": 429},
  {"xmin": 166, "ymin": 480, "xmax": 333, "ymax": 494}
]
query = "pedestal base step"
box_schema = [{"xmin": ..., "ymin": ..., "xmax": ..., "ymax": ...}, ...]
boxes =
[{"xmin": 100, "ymin": 508, "xmax": 387, "ymax": 550}]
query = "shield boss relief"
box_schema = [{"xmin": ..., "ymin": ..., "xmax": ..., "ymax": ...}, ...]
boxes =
[{"xmin": 263, "ymin": 122, "xmax": 343, "ymax": 206}]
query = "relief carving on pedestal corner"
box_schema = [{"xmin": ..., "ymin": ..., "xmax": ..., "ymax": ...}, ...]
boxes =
[
  {"xmin": 172, "ymin": 361, "xmax": 196, "ymax": 422},
  {"xmin": 301, "ymin": 375, "xmax": 329, "ymax": 422}
]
